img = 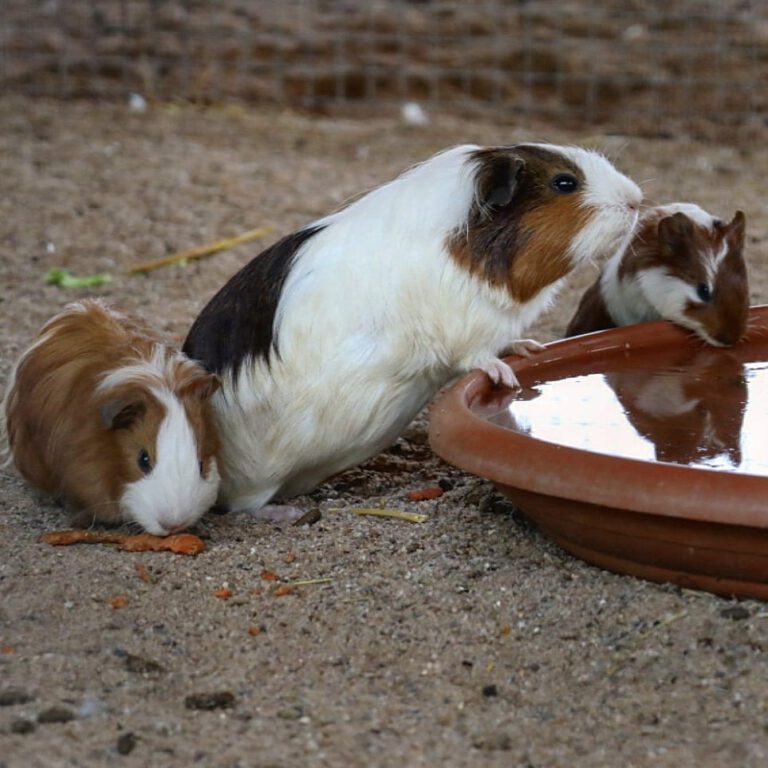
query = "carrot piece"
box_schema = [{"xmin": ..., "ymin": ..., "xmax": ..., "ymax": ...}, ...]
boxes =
[
  {"xmin": 260, "ymin": 569, "xmax": 280, "ymax": 582},
  {"xmin": 134, "ymin": 563, "xmax": 152, "ymax": 583},
  {"xmin": 109, "ymin": 595, "xmax": 128, "ymax": 609},
  {"xmin": 214, "ymin": 588, "xmax": 233, "ymax": 600},
  {"xmin": 38, "ymin": 530, "xmax": 206, "ymax": 555},
  {"xmin": 407, "ymin": 486, "xmax": 444, "ymax": 502}
]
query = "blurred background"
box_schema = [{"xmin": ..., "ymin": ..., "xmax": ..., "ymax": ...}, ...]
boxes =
[{"xmin": 2, "ymin": 0, "xmax": 766, "ymax": 137}]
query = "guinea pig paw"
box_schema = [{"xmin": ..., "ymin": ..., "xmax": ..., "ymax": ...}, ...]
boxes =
[
  {"xmin": 478, "ymin": 358, "xmax": 521, "ymax": 390},
  {"xmin": 506, "ymin": 338, "xmax": 545, "ymax": 357},
  {"xmin": 251, "ymin": 504, "xmax": 306, "ymax": 524}
]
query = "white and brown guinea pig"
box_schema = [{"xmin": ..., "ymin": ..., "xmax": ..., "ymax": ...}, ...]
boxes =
[
  {"xmin": 183, "ymin": 143, "xmax": 642, "ymax": 514},
  {"xmin": 2, "ymin": 299, "xmax": 221, "ymax": 534},
  {"xmin": 565, "ymin": 203, "xmax": 748, "ymax": 345}
]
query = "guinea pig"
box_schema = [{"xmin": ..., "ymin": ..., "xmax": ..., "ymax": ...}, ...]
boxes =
[
  {"xmin": 183, "ymin": 143, "xmax": 642, "ymax": 514},
  {"xmin": 565, "ymin": 203, "xmax": 748, "ymax": 345},
  {"xmin": 2, "ymin": 299, "xmax": 221, "ymax": 534}
]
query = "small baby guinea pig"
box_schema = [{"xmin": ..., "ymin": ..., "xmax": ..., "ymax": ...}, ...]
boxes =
[
  {"xmin": 2, "ymin": 299, "xmax": 221, "ymax": 534},
  {"xmin": 565, "ymin": 203, "xmax": 748, "ymax": 346},
  {"xmin": 183, "ymin": 143, "xmax": 642, "ymax": 513}
]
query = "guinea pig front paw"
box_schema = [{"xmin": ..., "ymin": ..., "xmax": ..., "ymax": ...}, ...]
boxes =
[
  {"xmin": 505, "ymin": 338, "xmax": 545, "ymax": 357},
  {"xmin": 251, "ymin": 504, "xmax": 307, "ymax": 524},
  {"xmin": 477, "ymin": 358, "xmax": 521, "ymax": 389}
]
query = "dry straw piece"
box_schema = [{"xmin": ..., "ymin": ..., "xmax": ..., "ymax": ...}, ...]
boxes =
[{"xmin": 128, "ymin": 226, "xmax": 273, "ymax": 274}]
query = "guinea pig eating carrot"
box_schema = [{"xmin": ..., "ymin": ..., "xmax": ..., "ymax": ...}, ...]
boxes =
[
  {"xmin": 183, "ymin": 143, "xmax": 642, "ymax": 515},
  {"xmin": 565, "ymin": 203, "xmax": 748, "ymax": 345},
  {"xmin": 2, "ymin": 299, "xmax": 221, "ymax": 534}
]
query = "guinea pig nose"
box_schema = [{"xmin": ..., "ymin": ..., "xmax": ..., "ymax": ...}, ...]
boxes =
[{"xmin": 156, "ymin": 516, "xmax": 187, "ymax": 535}]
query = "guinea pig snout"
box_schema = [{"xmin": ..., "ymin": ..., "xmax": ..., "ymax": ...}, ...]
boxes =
[
  {"xmin": 152, "ymin": 512, "xmax": 193, "ymax": 536},
  {"xmin": 119, "ymin": 453, "xmax": 220, "ymax": 534}
]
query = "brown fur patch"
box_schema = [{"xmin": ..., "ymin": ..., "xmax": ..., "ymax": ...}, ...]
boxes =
[
  {"xmin": 447, "ymin": 145, "xmax": 591, "ymax": 303},
  {"xmin": 618, "ymin": 209, "xmax": 748, "ymax": 345},
  {"xmin": 4, "ymin": 299, "xmax": 220, "ymax": 526}
]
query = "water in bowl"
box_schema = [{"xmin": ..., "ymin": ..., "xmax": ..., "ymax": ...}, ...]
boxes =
[{"xmin": 480, "ymin": 346, "xmax": 768, "ymax": 476}]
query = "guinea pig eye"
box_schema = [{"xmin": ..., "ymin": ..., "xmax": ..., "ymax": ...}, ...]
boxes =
[
  {"xmin": 137, "ymin": 449, "xmax": 152, "ymax": 475},
  {"xmin": 550, "ymin": 173, "xmax": 580, "ymax": 194},
  {"xmin": 696, "ymin": 283, "xmax": 712, "ymax": 303}
]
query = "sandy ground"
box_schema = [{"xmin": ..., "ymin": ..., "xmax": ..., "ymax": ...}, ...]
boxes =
[{"xmin": 2, "ymin": 98, "xmax": 768, "ymax": 767}]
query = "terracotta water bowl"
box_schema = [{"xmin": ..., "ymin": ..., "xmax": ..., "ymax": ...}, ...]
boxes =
[{"xmin": 429, "ymin": 305, "xmax": 768, "ymax": 600}]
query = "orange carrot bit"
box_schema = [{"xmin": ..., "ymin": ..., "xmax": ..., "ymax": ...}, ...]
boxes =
[
  {"xmin": 284, "ymin": 551, "xmax": 296, "ymax": 564},
  {"xmin": 247, "ymin": 626, "xmax": 261, "ymax": 637},
  {"xmin": 134, "ymin": 563, "xmax": 152, "ymax": 584},
  {"xmin": 260, "ymin": 569, "xmax": 280, "ymax": 582},
  {"xmin": 407, "ymin": 486, "xmax": 444, "ymax": 502},
  {"xmin": 273, "ymin": 585, "xmax": 297, "ymax": 597},
  {"xmin": 38, "ymin": 529, "xmax": 206, "ymax": 556},
  {"xmin": 109, "ymin": 595, "xmax": 128, "ymax": 609},
  {"xmin": 2, "ymin": 645, "xmax": 15, "ymax": 655},
  {"xmin": 214, "ymin": 588, "xmax": 233, "ymax": 600}
]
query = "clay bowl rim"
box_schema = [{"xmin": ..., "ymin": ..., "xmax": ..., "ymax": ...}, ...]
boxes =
[{"xmin": 429, "ymin": 304, "xmax": 768, "ymax": 528}]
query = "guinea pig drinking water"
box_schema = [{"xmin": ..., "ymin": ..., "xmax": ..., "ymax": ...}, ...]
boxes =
[
  {"xmin": 2, "ymin": 299, "xmax": 221, "ymax": 534},
  {"xmin": 565, "ymin": 203, "xmax": 748, "ymax": 345},
  {"xmin": 183, "ymin": 143, "xmax": 642, "ymax": 515}
]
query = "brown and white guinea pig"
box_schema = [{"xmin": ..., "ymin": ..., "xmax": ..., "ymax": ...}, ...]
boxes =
[
  {"xmin": 183, "ymin": 143, "xmax": 642, "ymax": 515},
  {"xmin": 565, "ymin": 203, "xmax": 748, "ymax": 346},
  {"xmin": 2, "ymin": 299, "xmax": 221, "ymax": 534}
]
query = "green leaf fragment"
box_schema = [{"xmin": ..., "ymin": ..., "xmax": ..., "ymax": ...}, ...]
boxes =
[{"xmin": 45, "ymin": 268, "xmax": 113, "ymax": 289}]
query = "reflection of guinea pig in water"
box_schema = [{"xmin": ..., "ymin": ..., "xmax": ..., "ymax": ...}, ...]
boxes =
[
  {"xmin": 2, "ymin": 299, "xmax": 221, "ymax": 534},
  {"xmin": 604, "ymin": 349, "xmax": 748, "ymax": 467},
  {"xmin": 184, "ymin": 143, "xmax": 642, "ymax": 515},
  {"xmin": 565, "ymin": 203, "xmax": 748, "ymax": 346}
]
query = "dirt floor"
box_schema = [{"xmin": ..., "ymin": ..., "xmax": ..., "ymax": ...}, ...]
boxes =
[{"xmin": 2, "ymin": 97, "xmax": 768, "ymax": 767}]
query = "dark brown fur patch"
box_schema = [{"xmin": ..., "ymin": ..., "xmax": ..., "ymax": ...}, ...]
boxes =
[
  {"xmin": 447, "ymin": 145, "xmax": 590, "ymax": 303},
  {"xmin": 183, "ymin": 226, "xmax": 324, "ymax": 378},
  {"xmin": 565, "ymin": 279, "xmax": 617, "ymax": 337}
]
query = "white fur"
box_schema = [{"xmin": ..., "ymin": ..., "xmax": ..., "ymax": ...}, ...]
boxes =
[
  {"xmin": 600, "ymin": 203, "xmax": 728, "ymax": 345},
  {"xmin": 97, "ymin": 348, "xmax": 219, "ymax": 534},
  {"xmin": 212, "ymin": 144, "xmax": 642, "ymax": 511},
  {"xmin": 119, "ymin": 387, "xmax": 220, "ymax": 535}
]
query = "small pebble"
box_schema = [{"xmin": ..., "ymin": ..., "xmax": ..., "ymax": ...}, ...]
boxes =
[
  {"xmin": 184, "ymin": 691, "xmax": 235, "ymax": 711},
  {"xmin": 720, "ymin": 605, "xmax": 750, "ymax": 621},
  {"xmin": 292, "ymin": 508, "xmax": 322, "ymax": 527},
  {"xmin": 116, "ymin": 731, "xmax": 138, "ymax": 755},
  {"xmin": 276, "ymin": 705, "xmax": 304, "ymax": 720},
  {"xmin": 124, "ymin": 654, "xmax": 164, "ymax": 675},
  {"xmin": 0, "ymin": 688, "xmax": 34, "ymax": 707},
  {"xmin": 10, "ymin": 718, "xmax": 36, "ymax": 734},
  {"xmin": 37, "ymin": 705, "xmax": 76, "ymax": 724},
  {"xmin": 473, "ymin": 732, "xmax": 512, "ymax": 751}
]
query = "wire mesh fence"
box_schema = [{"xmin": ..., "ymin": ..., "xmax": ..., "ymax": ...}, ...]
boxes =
[{"xmin": 1, "ymin": 0, "xmax": 766, "ymax": 134}]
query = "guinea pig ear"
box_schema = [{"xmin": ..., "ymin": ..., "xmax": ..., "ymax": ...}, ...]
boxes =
[
  {"xmin": 657, "ymin": 212, "xmax": 695, "ymax": 260},
  {"xmin": 480, "ymin": 155, "xmax": 525, "ymax": 209},
  {"xmin": 100, "ymin": 399, "xmax": 146, "ymax": 430},
  {"xmin": 180, "ymin": 372, "xmax": 221, "ymax": 402},
  {"xmin": 725, "ymin": 210, "xmax": 746, "ymax": 251}
]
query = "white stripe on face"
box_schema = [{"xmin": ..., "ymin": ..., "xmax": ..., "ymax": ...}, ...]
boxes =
[{"xmin": 120, "ymin": 387, "xmax": 219, "ymax": 534}]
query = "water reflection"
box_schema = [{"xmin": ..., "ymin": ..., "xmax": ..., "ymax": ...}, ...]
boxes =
[{"xmin": 484, "ymin": 347, "xmax": 768, "ymax": 476}]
